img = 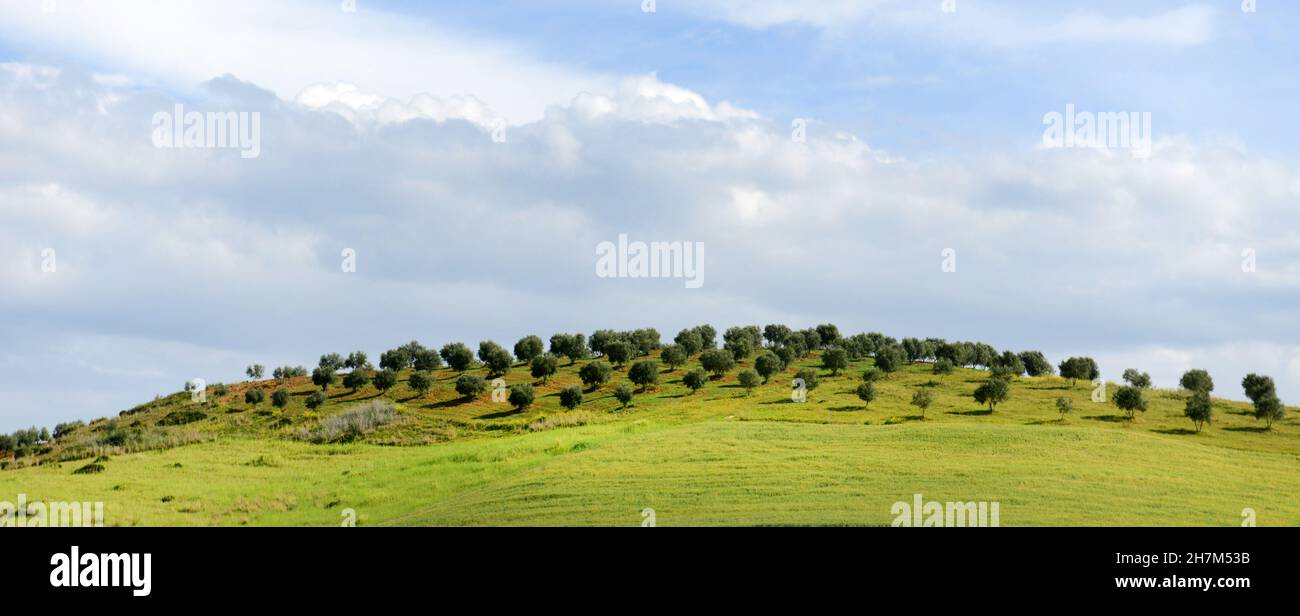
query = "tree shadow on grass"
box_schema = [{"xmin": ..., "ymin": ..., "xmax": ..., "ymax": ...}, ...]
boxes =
[
  {"xmin": 947, "ymin": 409, "xmax": 992, "ymax": 416},
  {"xmin": 1082, "ymin": 415, "xmax": 1129, "ymax": 423},
  {"xmin": 427, "ymin": 398, "xmax": 468, "ymax": 409},
  {"xmin": 1224, "ymin": 426, "xmax": 1270, "ymax": 433},
  {"xmin": 828, "ymin": 405, "xmax": 864, "ymax": 412},
  {"xmin": 477, "ymin": 409, "xmax": 521, "ymax": 420},
  {"xmin": 1152, "ymin": 428, "xmax": 1198, "ymax": 436},
  {"xmin": 1025, "ymin": 418, "xmax": 1067, "ymax": 425}
]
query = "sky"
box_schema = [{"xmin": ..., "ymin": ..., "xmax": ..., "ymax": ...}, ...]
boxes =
[{"xmin": 1, "ymin": 0, "xmax": 1298, "ymax": 431}]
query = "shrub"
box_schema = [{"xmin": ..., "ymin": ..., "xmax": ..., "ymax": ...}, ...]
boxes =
[
  {"xmin": 406, "ymin": 370, "xmax": 433, "ymax": 397},
  {"xmin": 244, "ymin": 388, "xmax": 266, "ymax": 406},
  {"xmin": 455, "ymin": 374, "xmax": 488, "ymax": 400},
  {"xmin": 628, "ymin": 360, "xmax": 661, "ymax": 391},
  {"xmin": 579, "ymin": 360, "xmax": 613, "ymax": 389},
  {"xmin": 683, "ymin": 369, "xmax": 708, "ymax": 393},
  {"xmin": 158, "ymin": 410, "xmax": 207, "ymax": 426},
  {"xmin": 374, "ymin": 368, "xmax": 400, "ymax": 393},
  {"xmin": 508, "ymin": 383, "xmax": 535, "ymax": 411},
  {"xmin": 737, "ymin": 369, "xmax": 761, "ymax": 395},
  {"xmin": 305, "ymin": 391, "xmax": 327, "ymax": 410},
  {"xmin": 299, "ymin": 401, "xmax": 398, "ymax": 444},
  {"xmin": 559, "ymin": 386, "xmax": 584, "ymax": 410},
  {"xmin": 613, "ymin": 383, "xmax": 634, "ymax": 408},
  {"xmin": 932, "ymin": 359, "xmax": 954, "ymax": 375},
  {"xmin": 271, "ymin": 387, "xmax": 291, "ymax": 408},
  {"xmin": 1056, "ymin": 397, "xmax": 1073, "ymax": 418},
  {"xmin": 856, "ymin": 382, "xmax": 876, "ymax": 407}
]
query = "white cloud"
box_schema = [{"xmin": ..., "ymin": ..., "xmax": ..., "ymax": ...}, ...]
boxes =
[{"xmin": 0, "ymin": 0, "xmax": 611, "ymax": 123}]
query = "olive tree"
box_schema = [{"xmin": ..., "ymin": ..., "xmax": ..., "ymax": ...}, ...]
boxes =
[
  {"xmin": 737, "ymin": 369, "xmax": 761, "ymax": 395},
  {"xmin": 440, "ymin": 343, "xmax": 475, "ymax": 372},
  {"xmin": 699, "ymin": 349, "xmax": 736, "ymax": 378},
  {"xmin": 1112, "ymin": 385, "xmax": 1148, "ymax": 420},
  {"xmin": 910, "ymin": 388, "xmax": 934, "ymax": 418},
  {"xmin": 406, "ymin": 370, "xmax": 433, "ymax": 397},
  {"xmin": 1179, "ymin": 369, "xmax": 1214, "ymax": 394},
  {"xmin": 530, "ymin": 354, "xmax": 559, "ymax": 384},
  {"xmin": 974, "ymin": 378, "xmax": 1010, "ymax": 412},
  {"xmin": 455, "ymin": 374, "xmax": 488, "ymax": 400},
  {"xmin": 559, "ymin": 386, "xmax": 583, "ymax": 410},
  {"xmin": 821, "ymin": 347, "xmax": 849, "ymax": 376},
  {"xmin": 856, "ymin": 382, "xmax": 876, "ymax": 408},
  {"xmin": 578, "ymin": 360, "xmax": 613, "ymax": 390},
  {"xmin": 271, "ymin": 387, "xmax": 290, "ymax": 409},
  {"xmin": 683, "ymin": 369, "xmax": 708, "ymax": 394},
  {"xmin": 660, "ymin": 344, "xmax": 687, "ymax": 371},
  {"xmin": 1122, "ymin": 369, "xmax": 1152, "ymax": 389},
  {"xmin": 1058, "ymin": 357, "xmax": 1100, "ymax": 386},
  {"xmin": 514, "ymin": 335, "xmax": 545, "ymax": 363},
  {"xmin": 614, "ymin": 383, "xmax": 634, "ymax": 409},
  {"xmin": 1184, "ymin": 391, "xmax": 1212, "ymax": 433},
  {"xmin": 754, "ymin": 351, "xmax": 784, "ymax": 384},
  {"xmin": 507, "ymin": 383, "xmax": 535, "ymax": 411},
  {"xmin": 629, "ymin": 360, "xmax": 661, "ymax": 391}
]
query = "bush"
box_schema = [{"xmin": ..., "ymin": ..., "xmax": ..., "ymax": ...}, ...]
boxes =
[
  {"xmin": 343, "ymin": 368, "xmax": 371, "ymax": 392},
  {"xmin": 157, "ymin": 410, "xmax": 207, "ymax": 426},
  {"xmin": 527, "ymin": 411, "xmax": 593, "ymax": 432},
  {"xmin": 579, "ymin": 360, "xmax": 613, "ymax": 389},
  {"xmin": 406, "ymin": 370, "xmax": 433, "ymax": 396},
  {"xmin": 737, "ymin": 369, "xmax": 761, "ymax": 394},
  {"xmin": 628, "ymin": 360, "xmax": 661, "ymax": 391},
  {"xmin": 683, "ymin": 368, "xmax": 708, "ymax": 393},
  {"xmin": 271, "ymin": 388, "xmax": 291, "ymax": 408},
  {"xmin": 244, "ymin": 388, "xmax": 266, "ymax": 406},
  {"xmin": 1056, "ymin": 397, "xmax": 1073, "ymax": 418},
  {"xmin": 932, "ymin": 359, "xmax": 955, "ymax": 375},
  {"xmin": 559, "ymin": 386, "xmax": 584, "ymax": 410},
  {"xmin": 614, "ymin": 383, "xmax": 634, "ymax": 408},
  {"xmin": 299, "ymin": 401, "xmax": 398, "ymax": 444},
  {"xmin": 455, "ymin": 374, "xmax": 488, "ymax": 400},
  {"xmin": 508, "ymin": 383, "xmax": 535, "ymax": 410},
  {"xmin": 374, "ymin": 368, "xmax": 400, "ymax": 393},
  {"xmin": 305, "ymin": 391, "xmax": 327, "ymax": 410}
]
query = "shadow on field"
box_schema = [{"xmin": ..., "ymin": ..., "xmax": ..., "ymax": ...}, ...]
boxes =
[
  {"xmin": 947, "ymin": 409, "xmax": 992, "ymax": 416},
  {"xmin": 1082, "ymin": 415, "xmax": 1128, "ymax": 423},
  {"xmin": 1025, "ymin": 418, "xmax": 1067, "ymax": 425},
  {"xmin": 1152, "ymin": 428, "xmax": 1198, "ymax": 436},
  {"xmin": 478, "ymin": 409, "xmax": 521, "ymax": 420},
  {"xmin": 1224, "ymin": 426, "xmax": 1270, "ymax": 433}
]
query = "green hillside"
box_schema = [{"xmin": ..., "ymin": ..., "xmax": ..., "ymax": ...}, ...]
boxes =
[{"xmin": 2, "ymin": 347, "xmax": 1297, "ymax": 526}]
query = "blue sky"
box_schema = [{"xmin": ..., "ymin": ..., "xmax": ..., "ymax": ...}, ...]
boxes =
[{"xmin": 1, "ymin": 0, "xmax": 1299, "ymax": 431}]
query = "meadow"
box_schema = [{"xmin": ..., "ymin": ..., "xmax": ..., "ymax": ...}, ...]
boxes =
[{"xmin": 2, "ymin": 348, "xmax": 1297, "ymax": 526}]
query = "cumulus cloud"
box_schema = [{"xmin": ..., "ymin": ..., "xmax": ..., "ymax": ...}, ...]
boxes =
[{"xmin": 0, "ymin": 59, "xmax": 1298, "ymax": 430}]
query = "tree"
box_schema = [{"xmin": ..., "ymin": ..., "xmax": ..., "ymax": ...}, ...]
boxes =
[
  {"xmin": 605, "ymin": 341, "xmax": 633, "ymax": 368},
  {"xmin": 271, "ymin": 388, "xmax": 290, "ymax": 409},
  {"xmin": 683, "ymin": 369, "xmax": 708, "ymax": 394},
  {"xmin": 723, "ymin": 328, "xmax": 754, "ymax": 361},
  {"xmin": 737, "ymin": 369, "xmax": 761, "ymax": 395},
  {"xmin": 375, "ymin": 368, "xmax": 401, "ymax": 394},
  {"xmin": 244, "ymin": 388, "xmax": 266, "ymax": 406},
  {"xmin": 1019, "ymin": 351, "xmax": 1054, "ymax": 377},
  {"xmin": 815, "ymin": 323, "xmax": 841, "ymax": 348},
  {"xmin": 312, "ymin": 367, "xmax": 336, "ymax": 391},
  {"xmin": 455, "ymin": 374, "xmax": 488, "ymax": 400},
  {"xmin": 692, "ymin": 324, "xmax": 718, "ymax": 350},
  {"xmin": 1055, "ymin": 397, "xmax": 1073, "ymax": 419},
  {"xmin": 578, "ymin": 360, "xmax": 613, "ymax": 390},
  {"xmin": 974, "ymin": 378, "xmax": 1010, "ymax": 412},
  {"xmin": 773, "ymin": 345, "xmax": 796, "ymax": 369},
  {"xmin": 406, "ymin": 370, "xmax": 432, "ymax": 397},
  {"xmin": 1184, "ymin": 390, "xmax": 1213, "ymax": 433},
  {"xmin": 379, "ymin": 348, "xmax": 410, "ymax": 372},
  {"xmin": 1179, "ymin": 369, "xmax": 1214, "ymax": 394},
  {"xmin": 246, "ymin": 364, "xmax": 265, "ymax": 380},
  {"xmin": 699, "ymin": 349, "xmax": 736, "ymax": 378},
  {"xmin": 614, "ymin": 383, "xmax": 635, "ymax": 409},
  {"xmin": 1112, "ymin": 385, "xmax": 1148, "ymax": 420},
  {"xmin": 549, "ymin": 333, "xmax": 587, "ymax": 365},
  {"xmin": 559, "ymin": 385, "xmax": 583, "ymax": 410},
  {"xmin": 754, "ymin": 351, "xmax": 784, "ymax": 384},
  {"xmin": 507, "ymin": 383, "xmax": 535, "ymax": 411},
  {"xmin": 514, "ymin": 335, "xmax": 545, "ymax": 363},
  {"xmin": 1058, "ymin": 357, "xmax": 1100, "ymax": 386},
  {"xmin": 674, "ymin": 329, "xmax": 704, "ymax": 356},
  {"xmin": 1122, "ymin": 368, "xmax": 1152, "ymax": 389},
  {"xmin": 763, "ymin": 324, "xmax": 792, "ymax": 348},
  {"xmin": 629, "ymin": 360, "xmax": 661, "ymax": 391},
  {"xmin": 874, "ymin": 346, "xmax": 906, "ymax": 373},
  {"xmin": 993, "ymin": 351, "xmax": 1025, "ymax": 377},
  {"xmin": 932, "ymin": 359, "xmax": 955, "ymax": 375},
  {"xmin": 344, "ymin": 351, "xmax": 369, "ymax": 371},
  {"xmin": 629, "ymin": 328, "xmax": 661, "ymax": 356},
  {"xmin": 1254, "ymin": 393, "xmax": 1285, "ymax": 429},
  {"xmin": 411, "ymin": 348, "xmax": 442, "ymax": 372},
  {"xmin": 794, "ymin": 368, "xmax": 820, "ymax": 392},
  {"xmin": 821, "ymin": 347, "xmax": 849, "ymax": 376},
  {"xmin": 1242, "ymin": 373, "xmax": 1276, "ymax": 404},
  {"xmin": 440, "ymin": 343, "xmax": 475, "ymax": 372},
  {"xmin": 319, "ymin": 353, "xmax": 344, "ymax": 371},
  {"xmin": 910, "ymin": 388, "xmax": 933, "ymax": 418},
  {"xmin": 343, "ymin": 367, "xmax": 371, "ymax": 392},
  {"xmin": 305, "ymin": 391, "xmax": 326, "ymax": 410},
  {"xmin": 856, "ymin": 382, "xmax": 877, "ymax": 408},
  {"xmin": 478, "ymin": 341, "xmax": 512, "ymax": 377},
  {"xmin": 530, "ymin": 354, "xmax": 559, "ymax": 384},
  {"xmin": 660, "ymin": 344, "xmax": 688, "ymax": 371},
  {"xmin": 213, "ymin": 383, "xmax": 230, "ymax": 397}
]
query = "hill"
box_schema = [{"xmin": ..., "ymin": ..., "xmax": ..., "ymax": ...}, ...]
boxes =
[{"xmin": 1, "ymin": 346, "xmax": 1296, "ymax": 526}]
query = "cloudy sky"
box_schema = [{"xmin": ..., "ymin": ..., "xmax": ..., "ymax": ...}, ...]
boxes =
[{"xmin": 1, "ymin": 0, "xmax": 1298, "ymax": 431}]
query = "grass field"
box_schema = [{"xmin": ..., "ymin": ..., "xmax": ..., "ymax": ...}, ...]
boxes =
[{"xmin": 3, "ymin": 351, "xmax": 1297, "ymax": 526}]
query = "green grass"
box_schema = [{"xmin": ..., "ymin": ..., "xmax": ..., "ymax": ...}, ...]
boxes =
[{"xmin": 2, "ymin": 352, "xmax": 1297, "ymax": 526}]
